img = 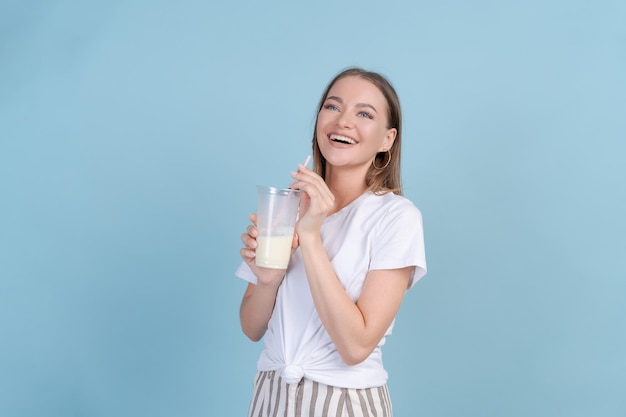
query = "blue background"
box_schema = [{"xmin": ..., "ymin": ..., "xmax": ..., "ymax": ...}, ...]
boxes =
[{"xmin": 1, "ymin": 1, "xmax": 625, "ymax": 416}]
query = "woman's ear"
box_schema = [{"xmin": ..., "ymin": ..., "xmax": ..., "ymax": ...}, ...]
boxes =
[{"xmin": 380, "ymin": 128, "xmax": 397, "ymax": 151}]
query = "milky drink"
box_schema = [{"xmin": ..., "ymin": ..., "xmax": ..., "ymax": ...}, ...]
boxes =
[{"xmin": 256, "ymin": 231, "xmax": 294, "ymax": 269}]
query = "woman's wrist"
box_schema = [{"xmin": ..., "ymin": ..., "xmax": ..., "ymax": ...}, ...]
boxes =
[{"xmin": 296, "ymin": 229, "xmax": 322, "ymax": 248}]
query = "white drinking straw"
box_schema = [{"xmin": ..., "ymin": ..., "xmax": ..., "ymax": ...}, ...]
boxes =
[{"xmin": 303, "ymin": 155, "xmax": 311, "ymax": 168}]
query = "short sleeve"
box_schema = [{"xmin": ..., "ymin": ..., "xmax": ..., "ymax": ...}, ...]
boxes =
[
  {"xmin": 369, "ymin": 200, "xmax": 427, "ymax": 288},
  {"xmin": 235, "ymin": 261, "xmax": 258, "ymax": 284}
]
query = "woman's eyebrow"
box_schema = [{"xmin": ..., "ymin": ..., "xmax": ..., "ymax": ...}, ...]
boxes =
[
  {"xmin": 326, "ymin": 96, "xmax": 377, "ymax": 112},
  {"xmin": 356, "ymin": 103, "xmax": 377, "ymax": 113},
  {"xmin": 326, "ymin": 95, "xmax": 343, "ymax": 103}
]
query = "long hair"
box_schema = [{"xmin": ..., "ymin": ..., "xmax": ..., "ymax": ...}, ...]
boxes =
[{"xmin": 311, "ymin": 67, "xmax": 403, "ymax": 195}]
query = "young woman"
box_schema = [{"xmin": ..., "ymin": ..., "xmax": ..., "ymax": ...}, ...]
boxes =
[{"xmin": 236, "ymin": 67, "xmax": 427, "ymax": 417}]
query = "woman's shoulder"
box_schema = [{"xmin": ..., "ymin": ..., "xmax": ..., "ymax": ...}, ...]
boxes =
[
  {"xmin": 361, "ymin": 192, "xmax": 425, "ymax": 246},
  {"xmin": 360, "ymin": 191, "xmax": 423, "ymax": 221},
  {"xmin": 369, "ymin": 191, "xmax": 421, "ymax": 211}
]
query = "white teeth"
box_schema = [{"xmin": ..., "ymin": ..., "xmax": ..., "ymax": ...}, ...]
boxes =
[{"xmin": 330, "ymin": 134, "xmax": 356, "ymax": 144}]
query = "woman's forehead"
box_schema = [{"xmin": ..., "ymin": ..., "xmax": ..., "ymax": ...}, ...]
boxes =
[{"xmin": 328, "ymin": 77, "xmax": 386, "ymax": 108}]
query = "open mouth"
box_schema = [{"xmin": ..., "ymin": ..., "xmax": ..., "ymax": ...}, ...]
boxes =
[{"xmin": 330, "ymin": 134, "xmax": 357, "ymax": 144}]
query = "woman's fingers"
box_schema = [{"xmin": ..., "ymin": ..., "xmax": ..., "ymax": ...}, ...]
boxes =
[
  {"xmin": 241, "ymin": 225, "xmax": 257, "ymax": 246},
  {"xmin": 240, "ymin": 214, "xmax": 259, "ymax": 261},
  {"xmin": 290, "ymin": 166, "xmax": 335, "ymax": 212},
  {"xmin": 293, "ymin": 164, "xmax": 327, "ymax": 190},
  {"xmin": 290, "ymin": 167, "xmax": 335, "ymax": 237},
  {"xmin": 240, "ymin": 247, "xmax": 255, "ymax": 262}
]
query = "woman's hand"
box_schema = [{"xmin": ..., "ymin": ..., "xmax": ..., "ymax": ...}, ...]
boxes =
[
  {"xmin": 290, "ymin": 164, "xmax": 335, "ymax": 241},
  {"xmin": 240, "ymin": 213, "xmax": 296, "ymax": 288}
]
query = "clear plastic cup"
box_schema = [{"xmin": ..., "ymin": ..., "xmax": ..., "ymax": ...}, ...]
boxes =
[{"xmin": 255, "ymin": 186, "xmax": 301, "ymax": 269}]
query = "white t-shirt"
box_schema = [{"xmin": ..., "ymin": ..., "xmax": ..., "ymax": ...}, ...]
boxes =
[{"xmin": 235, "ymin": 191, "xmax": 427, "ymax": 389}]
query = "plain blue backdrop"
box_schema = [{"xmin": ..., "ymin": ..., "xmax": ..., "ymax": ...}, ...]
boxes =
[{"xmin": 1, "ymin": 1, "xmax": 625, "ymax": 416}]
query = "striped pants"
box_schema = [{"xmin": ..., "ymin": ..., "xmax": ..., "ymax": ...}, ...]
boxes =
[{"xmin": 247, "ymin": 370, "xmax": 393, "ymax": 417}]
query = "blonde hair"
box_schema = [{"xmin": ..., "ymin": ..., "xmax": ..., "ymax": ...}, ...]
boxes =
[{"xmin": 311, "ymin": 67, "xmax": 403, "ymax": 195}]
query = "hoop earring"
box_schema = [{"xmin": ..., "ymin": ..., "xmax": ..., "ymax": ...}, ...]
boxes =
[{"xmin": 373, "ymin": 149, "xmax": 391, "ymax": 170}]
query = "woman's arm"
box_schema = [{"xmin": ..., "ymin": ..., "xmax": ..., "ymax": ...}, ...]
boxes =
[
  {"xmin": 299, "ymin": 231, "xmax": 411, "ymax": 365},
  {"xmin": 290, "ymin": 164, "xmax": 412, "ymax": 365},
  {"xmin": 239, "ymin": 281, "xmax": 280, "ymax": 341},
  {"xmin": 238, "ymin": 214, "xmax": 293, "ymax": 341}
]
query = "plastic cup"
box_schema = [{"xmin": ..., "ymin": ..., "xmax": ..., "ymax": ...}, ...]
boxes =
[{"xmin": 255, "ymin": 186, "xmax": 301, "ymax": 269}]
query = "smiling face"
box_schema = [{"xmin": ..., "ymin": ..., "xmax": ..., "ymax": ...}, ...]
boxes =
[{"xmin": 315, "ymin": 75, "xmax": 397, "ymax": 173}]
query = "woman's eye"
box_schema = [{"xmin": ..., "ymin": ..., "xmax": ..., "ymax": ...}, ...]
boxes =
[
  {"xmin": 358, "ymin": 111, "xmax": 373, "ymax": 119},
  {"xmin": 323, "ymin": 104, "xmax": 339, "ymax": 111}
]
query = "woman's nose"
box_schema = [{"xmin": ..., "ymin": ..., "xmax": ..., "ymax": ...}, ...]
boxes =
[{"xmin": 336, "ymin": 113, "xmax": 353, "ymax": 128}]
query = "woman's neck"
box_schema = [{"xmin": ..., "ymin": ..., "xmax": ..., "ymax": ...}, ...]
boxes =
[{"xmin": 325, "ymin": 166, "xmax": 369, "ymax": 215}]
